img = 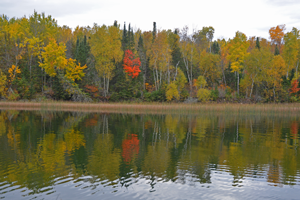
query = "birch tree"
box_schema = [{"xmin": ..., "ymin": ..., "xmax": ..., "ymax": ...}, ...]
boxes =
[{"xmin": 90, "ymin": 24, "xmax": 123, "ymax": 97}]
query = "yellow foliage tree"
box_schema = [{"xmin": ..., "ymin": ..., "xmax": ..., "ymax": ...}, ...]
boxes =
[
  {"xmin": 90, "ymin": 25, "xmax": 123, "ymax": 97},
  {"xmin": 0, "ymin": 69, "xmax": 7, "ymax": 98},
  {"xmin": 227, "ymin": 31, "xmax": 249, "ymax": 95},
  {"xmin": 199, "ymin": 50, "xmax": 221, "ymax": 84},
  {"xmin": 283, "ymin": 31, "xmax": 298, "ymax": 79},
  {"xmin": 197, "ymin": 88, "xmax": 211, "ymax": 102},
  {"xmin": 195, "ymin": 75, "xmax": 211, "ymax": 102},
  {"xmin": 166, "ymin": 81, "xmax": 179, "ymax": 101},
  {"xmin": 39, "ymin": 38, "xmax": 86, "ymax": 82},
  {"xmin": 149, "ymin": 30, "xmax": 172, "ymax": 90},
  {"xmin": 265, "ymin": 55, "xmax": 287, "ymax": 102},
  {"xmin": 7, "ymin": 65, "xmax": 21, "ymax": 100}
]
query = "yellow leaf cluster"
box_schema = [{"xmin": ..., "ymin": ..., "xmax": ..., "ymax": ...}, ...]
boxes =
[
  {"xmin": 39, "ymin": 38, "xmax": 67, "ymax": 77},
  {"xmin": 0, "ymin": 69, "xmax": 7, "ymax": 97},
  {"xmin": 195, "ymin": 76, "xmax": 207, "ymax": 89},
  {"xmin": 65, "ymin": 59, "xmax": 87, "ymax": 84},
  {"xmin": 90, "ymin": 25, "xmax": 123, "ymax": 80},
  {"xmin": 8, "ymin": 65, "xmax": 21, "ymax": 83},
  {"xmin": 166, "ymin": 81, "xmax": 179, "ymax": 101},
  {"xmin": 197, "ymin": 88, "xmax": 211, "ymax": 102},
  {"xmin": 39, "ymin": 38, "xmax": 86, "ymax": 83},
  {"xmin": 227, "ymin": 31, "xmax": 249, "ymax": 73}
]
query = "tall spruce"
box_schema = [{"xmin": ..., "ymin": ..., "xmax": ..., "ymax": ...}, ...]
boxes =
[
  {"xmin": 122, "ymin": 22, "xmax": 128, "ymax": 51},
  {"xmin": 275, "ymin": 44, "xmax": 280, "ymax": 55},
  {"xmin": 255, "ymin": 37, "xmax": 261, "ymax": 50},
  {"xmin": 138, "ymin": 35, "xmax": 147, "ymax": 89},
  {"xmin": 113, "ymin": 20, "xmax": 118, "ymax": 27},
  {"xmin": 211, "ymin": 41, "xmax": 220, "ymax": 54},
  {"xmin": 127, "ymin": 23, "xmax": 135, "ymax": 50},
  {"xmin": 153, "ymin": 22, "xmax": 156, "ymax": 42},
  {"xmin": 75, "ymin": 35, "xmax": 89, "ymax": 66}
]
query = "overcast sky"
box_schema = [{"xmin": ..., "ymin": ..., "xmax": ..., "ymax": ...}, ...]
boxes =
[{"xmin": 1, "ymin": 0, "xmax": 300, "ymax": 40}]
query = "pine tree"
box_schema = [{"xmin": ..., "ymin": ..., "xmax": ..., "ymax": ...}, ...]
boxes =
[
  {"xmin": 127, "ymin": 23, "xmax": 135, "ymax": 50},
  {"xmin": 122, "ymin": 22, "xmax": 128, "ymax": 51},
  {"xmin": 75, "ymin": 35, "xmax": 89, "ymax": 66},
  {"xmin": 138, "ymin": 35, "xmax": 147, "ymax": 89},
  {"xmin": 171, "ymin": 29, "xmax": 184, "ymax": 76},
  {"xmin": 211, "ymin": 41, "xmax": 220, "ymax": 54},
  {"xmin": 255, "ymin": 37, "xmax": 260, "ymax": 50},
  {"xmin": 153, "ymin": 22, "xmax": 156, "ymax": 42},
  {"xmin": 113, "ymin": 20, "xmax": 118, "ymax": 27},
  {"xmin": 275, "ymin": 44, "xmax": 280, "ymax": 55}
]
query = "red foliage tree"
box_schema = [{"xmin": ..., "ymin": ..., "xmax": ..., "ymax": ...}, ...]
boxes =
[
  {"xmin": 289, "ymin": 80, "xmax": 300, "ymax": 95},
  {"xmin": 122, "ymin": 134, "xmax": 139, "ymax": 163},
  {"xmin": 123, "ymin": 50, "xmax": 141, "ymax": 78},
  {"xmin": 291, "ymin": 122, "xmax": 298, "ymax": 140}
]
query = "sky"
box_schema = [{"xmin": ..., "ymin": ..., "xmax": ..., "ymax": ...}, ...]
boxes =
[{"xmin": 1, "ymin": 0, "xmax": 300, "ymax": 40}]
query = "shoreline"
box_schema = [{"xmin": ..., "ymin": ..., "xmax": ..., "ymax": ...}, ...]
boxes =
[{"xmin": 0, "ymin": 101, "xmax": 300, "ymax": 115}]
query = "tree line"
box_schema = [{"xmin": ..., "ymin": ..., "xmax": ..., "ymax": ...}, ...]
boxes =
[{"xmin": 1, "ymin": 11, "xmax": 300, "ymax": 102}]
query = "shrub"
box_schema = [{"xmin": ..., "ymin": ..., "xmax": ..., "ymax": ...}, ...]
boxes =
[{"xmin": 197, "ymin": 88, "xmax": 211, "ymax": 102}]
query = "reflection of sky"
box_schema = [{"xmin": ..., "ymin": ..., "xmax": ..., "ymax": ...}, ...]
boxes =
[{"xmin": 2, "ymin": 168, "xmax": 300, "ymax": 200}]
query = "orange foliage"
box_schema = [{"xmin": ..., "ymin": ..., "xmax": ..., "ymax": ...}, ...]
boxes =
[
  {"xmin": 291, "ymin": 122, "xmax": 298, "ymax": 140},
  {"xmin": 85, "ymin": 85, "xmax": 99, "ymax": 98},
  {"xmin": 145, "ymin": 83, "xmax": 155, "ymax": 92},
  {"xmin": 123, "ymin": 50, "xmax": 141, "ymax": 78},
  {"xmin": 85, "ymin": 114, "xmax": 98, "ymax": 127},
  {"xmin": 289, "ymin": 80, "xmax": 300, "ymax": 95},
  {"xmin": 122, "ymin": 134, "xmax": 139, "ymax": 163},
  {"xmin": 269, "ymin": 25, "xmax": 285, "ymax": 51}
]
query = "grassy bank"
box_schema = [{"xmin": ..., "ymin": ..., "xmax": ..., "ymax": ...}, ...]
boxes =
[{"xmin": 0, "ymin": 101, "xmax": 300, "ymax": 116}]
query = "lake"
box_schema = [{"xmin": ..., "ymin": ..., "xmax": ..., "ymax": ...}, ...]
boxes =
[{"xmin": 0, "ymin": 110, "xmax": 299, "ymax": 200}]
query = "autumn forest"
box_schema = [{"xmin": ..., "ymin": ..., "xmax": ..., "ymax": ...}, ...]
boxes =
[{"xmin": 1, "ymin": 11, "xmax": 300, "ymax": 103}]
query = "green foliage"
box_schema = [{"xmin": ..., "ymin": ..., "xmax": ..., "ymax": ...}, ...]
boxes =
[
  {"xmin": 53, "ymin": 76, "xmax": 71, "ymax": 100},
  {"xmin": 211, "ymin": 85, "xmax": 219, "ymax": 101},
  {"xmin": 180, "ymin": 89, "xmax": 189, "ymax": 101},
  {"xmin": 275, "ymin": 45, "xmax": 280, "ymax": 55},
  {"xmin": 144, "ymin": 88, "xmax": 166, "ymax": 102},
  {"xmin": 16, "ymin": 77, "xmax": 32, "ymax": 99},
  {"xmin": 211, "ymin": 41, "xmax": 220, "ymax": 54},
  {"xmin": 290, "ymin": 96, "xmax": 298, "ymax": 102},
  {"xmin": 153, "ymin": 22, "xmax": 156, "ymax": 42},
  {"xmin": 6, "ymin": 91, "xmax": 20, "ymax": 101},
  {"xmin": 255, "ymin": 37, "xmax": 260, "ymax": 50},
  {"xmin": 75, "ymin": 35, "xmax": 89, "ymax": 66}
]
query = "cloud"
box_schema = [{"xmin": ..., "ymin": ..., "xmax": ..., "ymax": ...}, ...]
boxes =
[
  {"xmin": 265, "ymin": 0, "xmax": 300, "ymax": 6},
  {"xmin": 0, "ymin": 0, "xmax": 102, "ymax": 19}
]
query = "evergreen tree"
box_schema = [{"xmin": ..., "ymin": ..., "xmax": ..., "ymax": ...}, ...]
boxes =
[
  {"xmin": 275, "ymin": 44, "xmax": 280, "ymax": 55},
  {"xmin": 211, "ymin": 41, "xmax": 220, "ymax": 54},
  {"xmin": 171, "ymin": 29, "xmax": 185, "ymax": 76},
  {"xmin": 113, "ymin": 20, "xmax": 118, "ymax": 27},
  {"xmin": 138, "ymin": 35, "xmax": 147, "ymax": 89},
  {"xmin": 153, "ymin": 22, "xmax": 156, "ymax": 42},
  {"xmin": 75, "ymin": 35, "xmax": 89, "ymax": 66},
  {"xmin": 255, "ymin": 37, "xmax": 260, "ymax": 50},
  {"xmin": 122, "ymin": 22, "xmax": 128, "ymax": 51},
  {"xmin": 127, "ymin": 23, "xmax": 135, "ymax": 51}
]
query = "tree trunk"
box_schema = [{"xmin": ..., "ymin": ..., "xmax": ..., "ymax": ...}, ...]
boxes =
[
  {"xmin": 237, "ymin": 72, "xmax": 239, "ymax": 96},
  {"xmin": 250, "ymin": 79, "xmax": 254, "ymax": 98}
]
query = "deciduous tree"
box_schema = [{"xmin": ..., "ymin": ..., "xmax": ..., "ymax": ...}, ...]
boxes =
[
  {"xmin": 227, "ymin": 31, "xmax": 249, "ymax": 95},
  {"xmin": 90, "ymin": 25, "xmax": 123, "ymax": 96}
]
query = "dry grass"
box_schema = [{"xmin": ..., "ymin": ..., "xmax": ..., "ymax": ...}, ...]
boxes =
[{"xmin": 0, "ymin": 101, "xmax": 300, "ymax": 116}]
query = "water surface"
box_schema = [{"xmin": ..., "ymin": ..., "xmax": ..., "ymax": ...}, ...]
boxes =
[{"xmin": 0, "ymin": 110, "xmax": 300, "ymax": 199}]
